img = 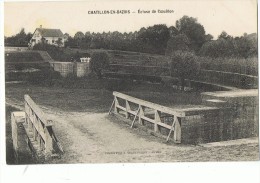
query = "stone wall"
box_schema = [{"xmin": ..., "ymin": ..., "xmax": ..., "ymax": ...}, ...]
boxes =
[
  {"xmin": 198, "ymin": 69, "xmax": 258, "ymax": 89},
  {"xmin": 180, "ymin": 89, "xmax": 258, "ymax": 144},
  {"xmin": 50, "ymin": 62, "xmax": 90, "ymax": 77}
]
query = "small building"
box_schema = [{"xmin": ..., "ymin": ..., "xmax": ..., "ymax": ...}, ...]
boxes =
[
  {"xmin": 50, "ymin": 62, "xmax": 90, "ymax": 77},
  {"xmin": 29, "ymin": 25, "xmax": 65, "ymax": 48},
  {"xmin": 80, "ymin": 57, "xmax": 91, "ymax": 63}
]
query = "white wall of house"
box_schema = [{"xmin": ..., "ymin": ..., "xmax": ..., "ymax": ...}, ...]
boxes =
[
  {"xmin": 30, "ymin": 29, "xmax": 42, "ymax": 47},
  {"xmin": 29, "ymin": 29, "xmax": 65, "ymax": 47},
  {"xmin": 44, "ymin": 37, "xmax": 65, "ymax": 46}
]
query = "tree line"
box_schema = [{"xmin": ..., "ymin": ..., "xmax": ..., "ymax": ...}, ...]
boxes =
[{"xmin": 4, "ymin": 15, "xmax": 257, "ymax": 58}]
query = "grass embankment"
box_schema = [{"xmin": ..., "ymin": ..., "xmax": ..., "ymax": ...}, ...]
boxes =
[
  {"xmin": 73, "ymin": 48, "xmax": 258, "ymax": 76},
  {"xmin": 5, "ymin": 52, "xmax": 43, "ymax": 62},
  {"xmin": 6, "ymin": 79, "xmax": 202, "ymax": 113}
]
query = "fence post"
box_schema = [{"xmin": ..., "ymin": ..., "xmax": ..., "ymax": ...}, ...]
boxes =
[
  {"xmin": 154, "ymin": 110, "xmax": 161, "ymax": 132},
  {"xmin": 126, "ymin": 100, "xmax": 130, "ymax": 119},
  {"xmin": 139, "ymin": 105, "xmax": 144, "ymax": 125},
  {"xmin": 44, "ymin": 127, "xmax": 53, "ymax": 155},
  {"xmin": 114, "ymin": 96, "xmax": 119, "ymax": 114},
  {"xmin": 173, "ymin": 116, "xmax": 181, "ymax": 143}
]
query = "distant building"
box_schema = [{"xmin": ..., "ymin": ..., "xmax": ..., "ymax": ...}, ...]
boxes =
[
  {"xmin": 80, "ymin": 57, "xmax": 91, "ymax": 63},
  {"xmin": 29, "ymin": 25, "xmax": 65, "ymax": 48}
]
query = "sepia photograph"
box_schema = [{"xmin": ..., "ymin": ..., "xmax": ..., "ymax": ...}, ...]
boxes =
[{"xmin": 2, "ymin": 0, "xmax": 259, "ymax": 168}]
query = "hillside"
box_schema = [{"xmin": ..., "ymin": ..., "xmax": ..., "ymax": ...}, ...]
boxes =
[{"xmin": 5, "ymin": 52, "xmax": 43, "ymax": 63}]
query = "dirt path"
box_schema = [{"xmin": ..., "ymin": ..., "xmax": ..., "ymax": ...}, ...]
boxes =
[
  {"xmin": 45, "ymin": 110, "xmax": 179, "ymax": 163},
  {"xmin": 42, "ymin": 107, "xmax": 259, "ymax": 163}
]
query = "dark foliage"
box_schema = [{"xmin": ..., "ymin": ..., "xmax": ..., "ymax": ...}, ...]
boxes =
[
  {"xmin": 199, "ymin": 32, "xmax": 257, "ymax": 58},
  {"xmin": 33, "ymin": 43, "xmax": 71, "ymax": 61},
  {"xmin": 90, "ymin": 51, "xmax": 110, "ymax": 79},
  {"xmin": 5, "ymin": 28, "xmax": 32, "ymax": 46},
  {"xmin": 170, "ymin": 51, "xmax": 200, "ymax": 91}
]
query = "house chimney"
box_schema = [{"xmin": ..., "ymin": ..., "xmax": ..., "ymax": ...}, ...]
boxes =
[{"xmin": 40, "ymin": 25, "xmax": 42, "ymax": 28}]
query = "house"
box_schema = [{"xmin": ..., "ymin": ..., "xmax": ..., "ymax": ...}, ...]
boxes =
[{"xmin": 29, "ymin": 25, "xmax": 65, "ymax": 47}]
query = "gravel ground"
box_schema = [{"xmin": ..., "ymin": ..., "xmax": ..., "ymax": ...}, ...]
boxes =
[{"xmin": 42, "ymin": 107, "xmax": 259, "ymax": 163}]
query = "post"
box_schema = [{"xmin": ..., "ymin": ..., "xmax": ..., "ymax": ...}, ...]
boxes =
[
  {"xmin": 139, "ymin": 105, "xmax": 144, "ymax": 125},
  {"xmin": 11, "ymin": 112, "xmax": 26, "ymax": 163},
  {"xmin": 154, "ymin": 110, "xmax": 161, "ymax": 132},
  {"xmin": 44, "ymin": 127, "xmax": 53, "ymax": 155},
  {"xmin": 114, "ymin": 96, "xmax": 119, "ymax": 114},
  {"xmin": 173, "ymin": 116, "xmax": 181, "ymax": 143},
  {"xmin": 125, "ymin": 100, "xmax": 130, "ymax": 118}
]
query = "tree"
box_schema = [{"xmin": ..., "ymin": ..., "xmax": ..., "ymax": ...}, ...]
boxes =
[
  {"xmin": 165, "ymin": 34, "xmax": 191, "ymax": 56},
  {"xmin": 137, "ymin": 24, "xmax": 170, "ymax": 54},
  {"xmin": 74, "ymin": 31, "xmax": 85, "ymax": 39},
  {"xmin": 55, "ymin": 38, "xmax": 63, "ymax": 47},
  {"xmin": 218, "ymin": 31, "xmax": 232, "ymax": 40},
  {"xmin": 235, "ymin": 33, "xmax": 257, "ymax": 58},
  {"xmin": 89, "ymin": 51, "xmax": 110, "ymax": 79},
  {"xmin": 170, "ymin": 51, "xmax": 200, "ymax": 91},
  {"xmin": 176, "ymin": 16, "xmax": 208, "ymax": 52},
  {"xmin": 168, "ymin": 26, "xmax": 179, "ymax": 38},
  {"xmin": 74, "ymin": 31, "xmax": 85, "ymax": 47},
  {"xmin": 5, "ymin": 28, "xmax": 32, "ymax": 46}
]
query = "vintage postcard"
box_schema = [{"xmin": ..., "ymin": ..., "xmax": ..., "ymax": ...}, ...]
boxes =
[{"xmin": 2, "ymin": 0, "xmax": 259, "ymax": 168}]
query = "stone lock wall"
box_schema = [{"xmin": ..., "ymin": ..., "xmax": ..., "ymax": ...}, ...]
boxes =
[
  {"xmin": 50, "ymin": 62, "xmax": 90, "ymax": 77},
  {"xmin": 180, "ymin": 90, "xmax": 258, "ymax": 144}
]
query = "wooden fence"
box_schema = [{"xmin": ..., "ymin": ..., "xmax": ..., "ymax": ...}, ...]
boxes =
[
  {"xmin": 24, "ymin": 95, "xmax": 63, "ymax": 157},
  {"xmin": 109, "ymin": 92, "xmax": 185, "ymax": 143}
]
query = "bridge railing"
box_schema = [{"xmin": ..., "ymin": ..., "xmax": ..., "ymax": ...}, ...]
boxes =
[
  {"xmin": 109, "ymin": 92, "xmax": 186, "ymax": 143},
  {"xmin": 24, "ymin": 95, "xmax": 55, "ymax": 155}
]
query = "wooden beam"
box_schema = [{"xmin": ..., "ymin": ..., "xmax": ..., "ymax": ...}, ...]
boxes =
[
  {"xmin": 44, "ymin": 127, "xmax": 53, "ymax": 155},
  {"xmin": 173, "ymin": 116, "xmax": 181, "ymax": 143},
  {"xmin": 166, "ymin": 116, "xmax": 176, "ymax": 142},
  {"xmin": 108, "ymin": 99, "xmax": 115, "ymax": 115},
  {"xmin": 139, "ymin": 105, "xmax": 144, "ymax": 125},
  {"xmin": 28, "ymin": 115, "xmax": 46, "ymax": 142},
  {"xmin": 24, "ymin": 95, "xmax": 53, "ymax": 126},
  {"xmin": 131, "ymin": 106, "xmax": 140, "ymax": 128},
  {"xmin": 114, "ymin": 96, "xmax": 119, "ymax": 114},
  {"xmin": 154, "ymin": 110, "xmax": 161, "ymax": 132},
  {"xmin": 116, "ymin": 105, "xmax": 126, "ymax": 111},
  {"xmin": 113, "ymin": 92, "xmax": 185, "ymax": 117},
  {"xmin": 125, "ymin": 100, "xmax": 131, "ymax": 119}
]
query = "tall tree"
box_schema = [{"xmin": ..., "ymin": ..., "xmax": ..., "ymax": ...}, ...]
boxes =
[
  {"xmin": 170, "ymin": 51, "xmax": 200, "ymax": 91},
  {"xmin": 137, "ymin": 24, "xmax": 170, "ymax": 54},
  {"xmin": 74, "ymin": 31, "xmax": 85, "ymax": 39},
  {"xmin": 176, "ymin": 16, "xmax": 208, "ymax": 52},
  {"xmin": 90, "ymin": 51, "xmax": 110, "ymax": 79},
  {"xmin": 165, "ymin": 34, "xmax": 191, "ymax": 56}
]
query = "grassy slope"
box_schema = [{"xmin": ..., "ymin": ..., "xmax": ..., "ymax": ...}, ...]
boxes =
[
  {"xmin": 65, "ymin": 48, "xmax": 258, "ymax": 76},
  {"xmin": 5, "ymin": 52, "xmax": 43, "ymax": 62},
  {"xmin": 5, "ymin": 81, "xmax": 202, "ymax": 113}
]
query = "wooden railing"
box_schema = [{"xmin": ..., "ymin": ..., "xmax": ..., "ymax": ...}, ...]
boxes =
[
  {"xmin": 24, "ymin": 95, "xmax": 62, "ymax": 156},
  {"xmin": 109, "ymin": 92, "xmax": 185, "ymax": 143}
]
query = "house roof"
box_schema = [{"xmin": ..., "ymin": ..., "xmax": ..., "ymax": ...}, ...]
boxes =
[{"xmin": 36, "ymin": 28, "xmax": 64, "ymax": 37}]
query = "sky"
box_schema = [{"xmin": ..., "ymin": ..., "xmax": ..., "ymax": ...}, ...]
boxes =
[{"xmin": 4, "ymin": 0, "xmax": 258, "ymax": 39}]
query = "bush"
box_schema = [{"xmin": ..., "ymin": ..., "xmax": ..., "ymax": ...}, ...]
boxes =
[
  {"xmin": 27, "ymin": 68, "xmax": 61, "ymax": 86},
  {"xmin": 33, "ymin": 43, "xmax": 71, "ymax": 61},
  {"xmin": 170, "ymin": 51, "xmax": 200, "ymax": 91},
  {"xmin": 90, "ymin": 51, "xmax": 110, "ymax": 79}
]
